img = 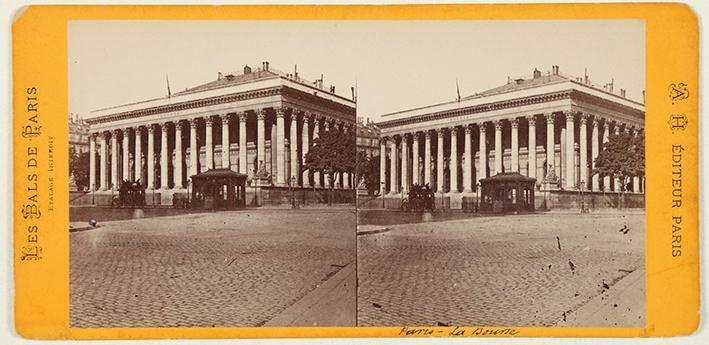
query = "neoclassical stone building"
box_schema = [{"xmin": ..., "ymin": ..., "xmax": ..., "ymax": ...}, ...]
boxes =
[
  {"xmin": 376, "ymin": 66, "xmax": 645, "ymax": 205},
  {"xmin": 85, "ymin": 62, "xmax": 356, "ymax": 204}
]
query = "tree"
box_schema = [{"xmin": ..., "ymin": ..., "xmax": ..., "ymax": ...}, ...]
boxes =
[
  {"xmin": 69, "ymin": 147, "xmax": 90, "ymax": 192},
  {"xmin": 355, "ymin": 151, "xmax": 380, "ymax": 195},
  {"xmin": 304, "ymin": 128, "xmax": 356, "ymax": 205},
  {"xmin": 593, "ymin": 131, "xmax": 645, "ymax": 208}
]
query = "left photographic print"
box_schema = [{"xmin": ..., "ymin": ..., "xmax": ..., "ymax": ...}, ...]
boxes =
[{"xmin": 68, "ymin": 21, "xmax": 357, "ymax": 328}]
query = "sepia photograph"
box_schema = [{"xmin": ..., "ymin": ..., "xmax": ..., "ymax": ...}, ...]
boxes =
[
  {"xmin": 354, "ymin": 20, "xmax": 646, "ymax": 327},
  {"xmin": 68, "ymin": 21, "xmax": 358, "ymax": 328}
]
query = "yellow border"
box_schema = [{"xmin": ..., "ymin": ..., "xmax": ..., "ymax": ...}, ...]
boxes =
[{"xmin": 13, "ymin": 4, "xmax": 699, "ymax": 339}]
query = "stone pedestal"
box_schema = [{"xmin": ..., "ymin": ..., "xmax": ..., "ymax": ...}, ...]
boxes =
[{"xmin": 250, "ymin": 177, "xmax": 271, "ymax": 207}]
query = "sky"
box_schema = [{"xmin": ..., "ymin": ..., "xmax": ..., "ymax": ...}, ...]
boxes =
[{"xmin": 69, "ymin": 20, "xmax": 644, "ymax": 122}]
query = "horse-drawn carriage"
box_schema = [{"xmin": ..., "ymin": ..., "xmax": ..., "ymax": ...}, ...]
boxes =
[{"xmin": 111, "ymin": 180, "xmax": 146, "ymax": 208}]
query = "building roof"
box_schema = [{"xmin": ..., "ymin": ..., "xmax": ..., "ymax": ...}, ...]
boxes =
[
  {"xmin": 191, "ymin": 168, "xmax": 248, "ymax": 180},
  {"xmin": 173, "ymin": 68, "xmax": 280, "ymax": 97},
  {"xmin": 462, "ymin": 73, "xmax": 569, "ymax": 101},
  {"xmin": 480, "ymin": 172, "xmax": 537, "ymax": 183}
]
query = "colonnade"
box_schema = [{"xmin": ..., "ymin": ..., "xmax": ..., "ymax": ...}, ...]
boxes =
[
  {"xmin": 88, "ymin": 107, "xmax": 355, "ymax": 191},
  {"xmin": 379, "ymin": 111, "xmax": 645, "ymax": 195}
]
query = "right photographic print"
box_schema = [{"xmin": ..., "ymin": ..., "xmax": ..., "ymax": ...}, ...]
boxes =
[{"xmin": 355, "ymin": 20, "xmax": 646, "ymax": 328}]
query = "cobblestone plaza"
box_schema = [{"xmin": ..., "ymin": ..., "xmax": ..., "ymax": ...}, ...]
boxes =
[
  {"xmin": 357, "ymin": 212, "xmax": 645, "ymax": 327},
  {"xmin": 70, "ymin": 210, "xmax": 355, "ymax": 328}
]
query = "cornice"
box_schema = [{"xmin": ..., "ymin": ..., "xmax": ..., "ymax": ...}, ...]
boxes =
[
  {"xmin": 87, "ymin": 84, "xmax": 355, "ymax": 126},
  {"xmin": 377, "ymin": 89, "xmax": 644, "ymax": 129}
]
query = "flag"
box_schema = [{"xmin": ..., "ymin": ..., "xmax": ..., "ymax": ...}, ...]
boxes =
[{"xmin": 456, "ymin": 79, "xmax": 461, "ymax": 102}]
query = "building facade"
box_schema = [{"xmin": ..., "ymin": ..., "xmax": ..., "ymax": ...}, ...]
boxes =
[
  {"xmin": 376, "ymin": 66, "xmax": 645, "ymax": 203},
  {"xmin": 356, "ymin": 117, "xmax": 380, "ymax": 157},
  {"xmin": 69, "ymin": 113, "xmax": 89, "ymax": 154},
  {"xmin": 85, "ymin": 62, "xmax": 356, "ymax": 203}
]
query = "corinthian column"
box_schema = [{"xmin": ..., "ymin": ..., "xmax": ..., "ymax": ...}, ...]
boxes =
[
  {"xmin": 527, "ymin": 115, "xmax": 537, "ymax": 179},
  {"xmin": 301, "ymin": 114, "xmax": 310, "ymax": 186},
  {"xmin": 205, "ymin": 116, "xmax": 214, "ymax": 170},
  {"xmin": 494, "ymin": 120, "xmax": 503, "ymax": 174},
  {"xmin": 275, "ymin": 107, "xmax": 286, "ymax": 186},
  {"xmin": 290, "ymin": 111, "xmax": 299, "ymax": 185},
  {"xmin": 111, "ymin": 130, "xmax": 119, "ymax": 190},
  {"xmin": 379, "ymin": 137, "xmax": 386, "ymax": 195},
  {"xmin": 591, "ymin": 117, "xmax": 600, "ymax": 191},
  {"xmin": 602, "ymin": 120, "xmax": 610, "ymax": 190},
  {"xmin": 613, "ymin": 123, "xmax": 621, "ymax": 192},
  {"xmin": 313, "ymin": 117, "xmax": 321, "ymax": 188},
  {"xmin": 160, "ymin": 123, "xmax": 169, "ymax": 189},
  {"xmin": 449, "ymin": 127, "xmax": 458, "ymax": 192},
  {"xmin": 174, "ymin": 121, "xmax": 184, "ymax": 189},
  {"xmin": 545, "ymin": 113, "xmax": 555, "ymax": 178},
  {"xmin": 238, "ymin": 113, "xmax": 247, "ymax": 174},
  {"xmin": 436, "ymin": 128, "xmax": 444, "ymax": 193},
  {"xmin": 412, "ymin": 133, "xmax": 420, "ymax": 186},
  {"xmin": 565, "ymin": 112, "xmax": 576, "ymax": 189},
  {"xmin": 579, "ymin": 114, "xmax": 588, "ymax": 190},
  {"xmin": 134, "ymin": 126, "xmax": 143, "ymax": 185},
  {"xmin": 122, "ymin": 128, "xmax": 130, "ymax": 182},
  {"xmin": 401, "ymin": 134, "xmax": 409, "ymax": 194},
  {"xmin": 389, "ymin": 137, "xmax": 398, "ymax": 194},
  {"xmin": 147, "ymin": 125, "xmax": 155, "ymax": 189},
  {"xmin": 257, "ymin": 109, "xmax": 266, "ymax": 170},
  {"xmin": 100, "ymin": 132, "xmax": 108, "ymax": 190},
  {"xmin": 424, "ymin": 131, "xmax": 432, "ymax": 186},
  {"xmin": 511, "ymin": 118, "xmax": 519, "ymax": 172},
  {"xmin": 221, "ymin": 114, "xmax": 230, "ymax": 170},
  {"xmin": 463, "ymin": 126, "xmax": 472, "ymax": 192},
  {"xmin": 189, "ymin": 119, "xmax": 198, "ymax": 177},
  {"xmin": 89, "ymin": 133, "xmax": 96, "ymax": 191},
  {"xmin": 479, "ymin": 123, "xmax": 488, "ymax": 179},
  {"xmin": 633, "ymin": 128, "xmax": 641, "ymax": 193}
]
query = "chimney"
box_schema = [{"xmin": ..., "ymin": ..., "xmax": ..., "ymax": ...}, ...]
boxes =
[
  {"xmin": 515, "ymin": 78, "xmax": 524, "ymax": 85},
  {"xmin": 642, "ymin": 90, "xmax": 645, "ymax": 104},
  {"xmin": 351, "ymin": 86, "xmax": 356, "ymax": 101},
  {"xmin": 264, "ymin": 61, "xmax": 270, "ymax": 71},
  {"xmin": 533, "ymin": 68, "xmax": 541, "ymax": 79},
  {"xmin": 507, "ymin": 76, "xmax": 512, "ymax": 84},
  {"xmin": 551, "ymin": 65, "xmax": 559, "ymax": 75},
  {"xmin": 243, "ymin": 65, "xmax": 252, "ymax": 74},
  {"xmin": 620, "ymin": 89, "xmax": 626, "ymax": 97},
  {"xmin": 218, "ymin": 72, "xmax": 223, "ymax": 80}
]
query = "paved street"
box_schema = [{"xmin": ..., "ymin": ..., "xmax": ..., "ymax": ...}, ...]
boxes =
[
  {"xmin": 357, "ymin": 212, "xmax": 645, "ymax": 327},
  {"xmin": 70, "ymin": 209, "xmax": 356, "ymax": 328}
]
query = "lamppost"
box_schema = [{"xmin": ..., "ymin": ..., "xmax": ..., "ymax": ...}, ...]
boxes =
[
  {"xmin": 578, "ymin": 179, "xmax": 586, "ymax": 213},
  {"xmin": 475, "ymin": 182, "xmax": 481, "ymax": 212},
  {"xmin": 290, "ymin": 175, "xmax": 298, "ymax": 209},
  {"xmin": 380, "ymin": 181, "xmax": 385, "ymax": 209}
]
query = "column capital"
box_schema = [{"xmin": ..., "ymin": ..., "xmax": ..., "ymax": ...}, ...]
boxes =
[
  {"xmin": 425, "ymin": 130, "xmax": 432, "ymax": 139},
  {"xmin": 479, "ymin": 122, "xmax": 488, "ymax": 133},
  {"xmin": 257, "ymin": 109, "xmax": 267, "ymax": 120},
  {"xmin": 449, "ymin": 126, "xmax": 458, "ymax": 135},
  {"xmin": 510, "ymin": 118, "xmax": 519, "ymax": 128},
  {"xmin": 122, "ymin": 127, "xmax": 131, "ymax": 135},
  {"xmin": 275, "ymin": 107, "xmax": 286, "ymax": 117},
  {"xmin": 91, "ymin": 132, "xmax": 99, "ymax": 139},
  {"xmin": 579, "ymin": 113, "xmax": 588, "ymax": 125},
  {"xmin": 205, "ymin": 116, "xmax": 215, "ymax": 126},
  {"xmin": 189, "ymin": 118, "xmax": 199, "ymax": 129},
  {"xmin": 112, "ymin": 128, "xmax": 122, "ymax": 135},
  {"xmin": 435, "ymin": 127, "xmax": 445, "ymax": 135},
  {"xmin": 380, "ymin": 136, "xmax": 388, "ymax": 143},
  {"xmin": 545, "ymin": 113, "xmax": 555, "ymax": 124},
  {"xmin": 220, "ymin": 113, "xmax": 230, "ymax": 122},
  {"xmin": 565, "ymin": 111, "xmax": 576, "ymax": 122},
  {"xmin": 526, "ymin": 115, "xmax": 536, "ymax": 126},
  {"xmin": 464, "ymin": 125, "xmax": 472, "ymax": 134},
  {"xmin": 494, "ymin": 120, "xmax": 503, "ymax": 130},
  {"xmin": 162, "ymin": 123, "xmax": 169, "ymax": 133},
  {"xmin": 237, "ymin": 112, "xmax": 247, "ymax": 122}
]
